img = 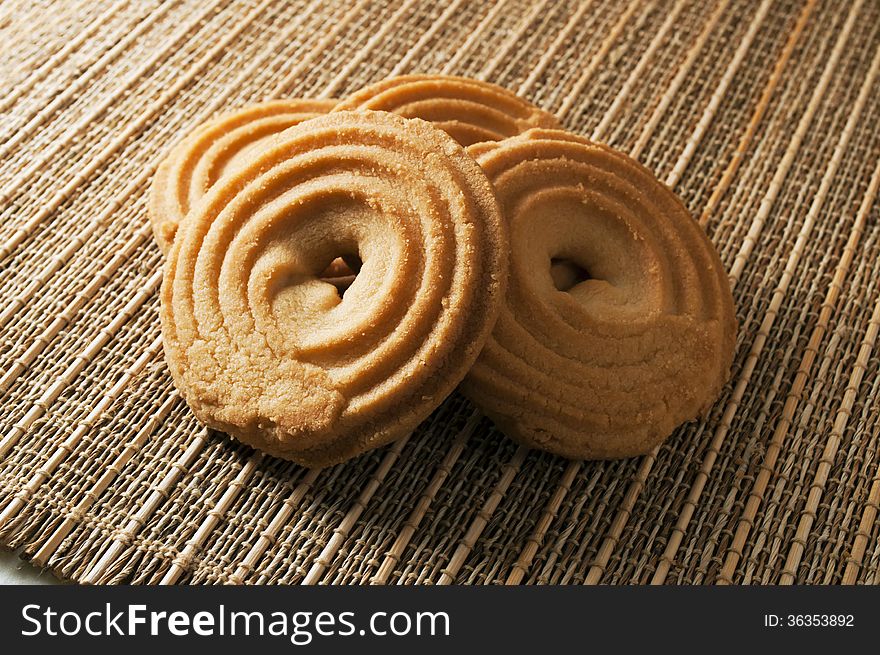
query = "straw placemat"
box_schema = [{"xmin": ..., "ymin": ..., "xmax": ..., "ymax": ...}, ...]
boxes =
[{"xmin": 1, "ymin": 0, "xmax": 878, "ymax": 585}]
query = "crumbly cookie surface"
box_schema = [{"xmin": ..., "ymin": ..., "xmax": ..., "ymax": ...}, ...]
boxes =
[
  {"xmin": 462, "ymin": 129, "xmax": 737, "ymax": 459},
  {"xmin": 149, "ymin": 98, "xmax": 336, "ymax": 255},
  {"xmin": 334, "ymin": 74, "xmax": 560, "ymax": 146},
  {"xmin": 161, "ymin": 111, "xmax": 508, "ymax": 466}
]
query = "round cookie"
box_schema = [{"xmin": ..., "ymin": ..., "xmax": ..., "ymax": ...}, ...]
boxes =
[
  {"xmin": 333, "ymin": 74, "xmax": 560, "ymax": 147},
  {"xmin": 462, "ymin": 129, "xmax": 736, "ymax": 460},
  {"xmin": 149, "ymin": 98, "xmax": 336, "ymax": 255},
  {"xmin": 161, "ymin": 110, "xmax": 508, "ymax": 467}
]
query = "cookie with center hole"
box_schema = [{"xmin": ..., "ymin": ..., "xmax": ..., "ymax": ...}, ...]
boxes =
[
  {"xmin": 462, "ymin": 129, "xmax": 736, "ymax": 459},
  {"xmin": 334, "ymin": 74, "xmax": 560, "ymax": 146},
  {"xmin": 161, "ymin": 111, "xmax": 508, "ymax": 466}
]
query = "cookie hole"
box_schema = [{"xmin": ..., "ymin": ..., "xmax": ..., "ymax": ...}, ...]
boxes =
[
  {"xmin": 550, "ymin": 257, "xmax": 591, "ymax": 292},
  {"xmin": 321, "ymin": 253, "xmax": 362, "ymax": 298}
]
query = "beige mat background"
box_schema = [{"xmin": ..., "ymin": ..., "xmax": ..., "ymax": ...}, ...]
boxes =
[{"xmin": 0, "ymin": 0, "xmax": 879, "ymax": 585}]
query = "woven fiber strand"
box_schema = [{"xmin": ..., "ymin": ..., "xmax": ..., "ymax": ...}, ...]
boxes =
[{"xmin": 0, "ymin": 0, "xmax": 878, "ymax": 586}]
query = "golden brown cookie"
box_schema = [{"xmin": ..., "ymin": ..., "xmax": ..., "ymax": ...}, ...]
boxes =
[
  {"xmin": 161, "ymin": 111, "xmax": 508, "ymax": 467},
  {"xmin": 462, "ymin": 129, "xmax": 736, "ymax": 460},
  {"xmin": 149, "ymin": 98, "xmax": 336, "ymax": 255},
  {"xmin": 333, "ymin": 74, "xmax": 560, "ymax": 146}
]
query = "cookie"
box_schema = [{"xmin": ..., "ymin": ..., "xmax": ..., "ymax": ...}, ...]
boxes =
[
  {"xmin": 461, "ymin": 129, "xmax": 736, "ymax": 459},
  {"xmin": 333, "ymin": 74, "xmax": 560, "ymax": 146},
  {"xmin": 149, "ymin": 98, "xmax": 336, "ymax": 255},
  {"xmin": 161, "ymin": 110, "xmax": 508, "ymax": 467}
]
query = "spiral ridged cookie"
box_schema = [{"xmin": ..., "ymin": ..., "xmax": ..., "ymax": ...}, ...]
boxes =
[
  {"xmin": 161, "ymin": 111, "xmax": 508, "ymax": 466},
  {"xmin": 462, "ymin": 130, "xmax": 736, "ymax": 460},
  {"xmin": 333, "ymin": 75, "xmax": 560, "ymax": 147},
  {"xmin": 149, "ymin": 98, "xmax": 336, "ymax": 255}
]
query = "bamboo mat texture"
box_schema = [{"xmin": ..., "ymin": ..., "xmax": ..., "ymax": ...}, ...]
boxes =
[{"xmin": 0, "ymin": 0, "xmax": 879, "ymax": 586}]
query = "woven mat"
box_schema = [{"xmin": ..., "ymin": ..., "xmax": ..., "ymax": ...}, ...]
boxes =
[{"xmin": 0, "ymin": 0, "xmax": 878, "ymax": 586}]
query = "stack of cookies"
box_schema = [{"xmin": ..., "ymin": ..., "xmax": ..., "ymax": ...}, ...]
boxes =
[{"xmin": 151, "ymin": 75, "xmax": 736, "ymax": 468}]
